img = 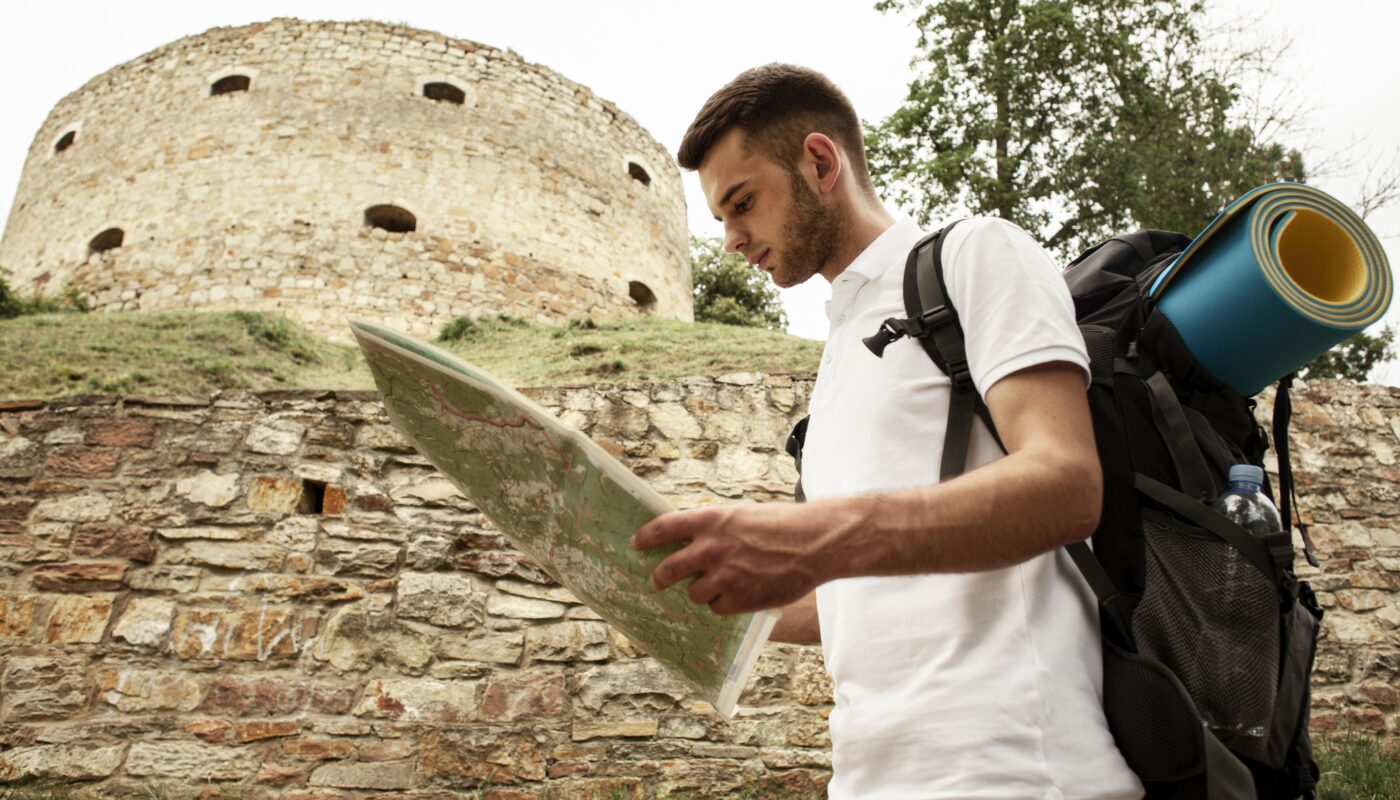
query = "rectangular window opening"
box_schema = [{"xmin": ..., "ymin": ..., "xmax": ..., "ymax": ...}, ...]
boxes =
[{"xmin": 299, "ymin": 479, "xmax": 327, "ymax": 514}]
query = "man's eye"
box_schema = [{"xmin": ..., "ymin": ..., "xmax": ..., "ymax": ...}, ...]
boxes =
[{"xmin": 736, "ymin": 196, "xmax": 752, "ymax": 212}]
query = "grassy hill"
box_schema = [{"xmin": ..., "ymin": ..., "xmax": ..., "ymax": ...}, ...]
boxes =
[{"xmin": 0, "ymin": 311, "xmax": 823, "ymax": 401}]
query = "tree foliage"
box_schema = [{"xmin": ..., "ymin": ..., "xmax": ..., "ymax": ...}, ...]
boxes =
[
  {"xmin": 690, "ymin": 236, "xmax": 789, "ymax": 331},
  {"xmin": 867, "ymin": 0, "xmax": 1306, "ymax": 259},
  {"xmin": 1300, "ymin": 326, "xmax": 1396, "ymax": 383}
]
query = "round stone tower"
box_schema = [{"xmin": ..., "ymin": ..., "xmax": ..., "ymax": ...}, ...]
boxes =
[{"xmin": 0, "ymin": 18, "xmax": 691, "ymax": 341}]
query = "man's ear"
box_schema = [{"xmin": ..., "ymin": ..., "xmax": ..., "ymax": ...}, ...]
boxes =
[{"xmin": 802, "ymin": 133, "xmax": 842, "ymax": 195}]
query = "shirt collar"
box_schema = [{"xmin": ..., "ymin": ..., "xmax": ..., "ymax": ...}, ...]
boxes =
[
  {"xmin": 824, "ymin": 216, "xmax": 923, "ymax": 323},
  {"xmin": 842, "ymin": 216, "xmax": 923, "ymax": 282}
]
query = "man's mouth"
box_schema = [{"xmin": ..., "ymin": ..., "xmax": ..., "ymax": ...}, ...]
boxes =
[{"xmin": 757, "ymin": 249, "xmax": 771, "ymax": 270}]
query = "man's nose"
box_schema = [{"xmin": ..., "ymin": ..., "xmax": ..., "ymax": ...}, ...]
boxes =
[{"xmin": 723, "ymin": 226, "xmax": 748, "ymax": 258}]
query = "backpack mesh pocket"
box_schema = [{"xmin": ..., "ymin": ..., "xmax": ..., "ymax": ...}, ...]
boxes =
[{"xmin": 1132, "ymin": 509, "xmax": 1280, "ymax": 762}]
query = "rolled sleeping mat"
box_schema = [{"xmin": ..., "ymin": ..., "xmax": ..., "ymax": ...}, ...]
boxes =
[{"xmin": 1149, "ymin": 182, "xmax": 1392, "ymax": 396}]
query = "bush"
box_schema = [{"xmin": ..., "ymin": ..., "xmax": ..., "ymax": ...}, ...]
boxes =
[{"xmin": 0, "ymin": 271, "xmax": 87, "ymax": 319}]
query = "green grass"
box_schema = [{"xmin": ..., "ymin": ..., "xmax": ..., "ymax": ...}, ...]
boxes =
[
  {"xmin": 434, "ymin": 314, "xmax": 821, "ymax": 386},
  {"xmin": 0, "ymin": 311, "xmax": 365, "ymax": 401},
  {"xmin": 0, "ymin": 311, "xmax": 822, "ymax": 401},
  {"xmin": 1316, "ymin": 732, "xmax": 1400, "ymax": 800}
]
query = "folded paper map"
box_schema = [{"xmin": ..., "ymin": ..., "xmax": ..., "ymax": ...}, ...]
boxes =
[{"xmin": 348, "ymin": 318, "xmax": 777, "ymax": 717}]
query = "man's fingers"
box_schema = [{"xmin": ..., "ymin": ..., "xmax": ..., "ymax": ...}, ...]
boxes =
[
  {"xmin": 686, "ymin": 573, "xmax": 723, "ymax": 606},
  {"xmin": 650, "ymin": 542, "xmax": 712, "ymax": 591},
  {"xmin": 631, "ymin": 510, "xmax": 696, "ymax": 552}
]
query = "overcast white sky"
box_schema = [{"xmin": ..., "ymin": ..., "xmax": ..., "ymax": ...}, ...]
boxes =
[{"xmin": 2, "ymin": 1, "xmax": 1397, "ymax": 382}]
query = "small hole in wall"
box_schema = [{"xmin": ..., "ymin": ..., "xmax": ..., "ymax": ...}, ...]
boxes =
[
  {"xmin": 211, "ymin": 75, "xmax": 251, "ymax": 96},
  {"xmin": 422, "ymin": 81, "xmax": 465, "ymax": 105},
  {"xmin": 299, "ymin": 479, "xmax": 326, "ymax": 514},
  {"xmin": 628, "ymin": 161, "xmax": 651, "ymax": 187},
  {"xmin": 628, "ymin": 280, "xmax": 657, "ymax": 311},
  {"xmin": 365, "ymin": 204, "xmax": 417, "ymax": 233},
  {"xmin": 88, "ymin": 228, "xmax": 124, "ymax": 255},
  {"xmin": 54, "ymin": 131, "xmax": 76, "ymax": 153}
]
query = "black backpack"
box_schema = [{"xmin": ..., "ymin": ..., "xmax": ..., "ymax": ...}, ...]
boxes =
[{"xmin": 786, "ymin": 221, "xmax": 1324, "ymax": 800}]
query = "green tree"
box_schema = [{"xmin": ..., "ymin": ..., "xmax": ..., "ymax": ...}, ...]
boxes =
[
  {"xmin": 690, "ymin": 236, "xmax": 789, "ymax": 331},
  {"xmin": 867, "ymin": 0, "xmax": 1306, "ymax": 259},
  {"xmin": 1300, "ymin": 326, "xmax": 1396, "ymax": 383}
]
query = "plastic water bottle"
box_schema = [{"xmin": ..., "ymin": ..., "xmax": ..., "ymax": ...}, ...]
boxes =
[
  {"xmin": 1206, "ymin": 463, "xmax": 1281, "ymax": 744},
  {"xmin": 1212, "ymin": 464, "xmax": 1281, "ymax": 538}
]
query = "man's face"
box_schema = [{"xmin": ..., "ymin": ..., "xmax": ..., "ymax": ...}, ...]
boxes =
[{"xmin": 698, "ymin": 129, "xmax": 844, "ymax": 288}]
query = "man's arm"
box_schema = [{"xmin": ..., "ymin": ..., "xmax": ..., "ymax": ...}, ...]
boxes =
[
  {"xmin": 770, "ymin": 592, "xmax": 819, "ymax": 643},
  {"xmin": 631, "ymin": 361, "xmax": 1099, "ymax": 615}
]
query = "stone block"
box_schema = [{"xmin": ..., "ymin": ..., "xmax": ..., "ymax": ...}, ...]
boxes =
[
  {"xmin": 71, "ymin": 522, "xmax": 156, "ymax": 562},
  {"xmin": 0, "ymin": 743, "xmax": 125, "ymax": 781},
  {"xmin": 201, "ymin": 675, "xmax": 310, "ymax": 717},
  {"xmin": 352, "ymin": 677, "xmax": 479, "ymax": 723},
  {"xmin": 420, "ymin": 729, "xmax": 546, "ymax": 783},
  {"xmin": 186, "ymin": 720, "xmax": 233, "ymax": 743},
  {"xmin": 356, "ymin": 738, "xmax": 415, "ymax": 762},
  {"xmin": 177, "ymin": 470, "xmax": 241, "ymax": 507},
  {"xmin": 435, "ymin": 630, "xmax": 525, "ymax": 665},
  {"xmin": 0, "ymin": 595, "xmax": 37, "ymax": 639},
  {"xmin": 488, "ymin": 592, "xmax": 566, "ymax": 621},
  {"xmin": 215, "ymin": 573, "xmax": 364, "ymax": 602},
  {"xmin": 85, "ymin": 419, "xmax": 157, "ymax": 448},
  {"xmin": 760, "ymin": 747, "xmax": 832, "ymax": 769},
  {"xmin": 575, "ymin": 660, "xmax": 688, "ymax": 714},
  {"xmin": 248, "ymin": 476, "xmax": 307, "ymax": 513},
  {"xmin": 111, "ymin": 597, "xmax": 176, "ymax": 647},
  {"xmin": 235, "ymin": 720, "xmax": 302, "ymax": 743},
  {"xmin": 481, "ymin": 672, "xmax": 566, "ymax": 721},
  {"xmin": 32, "ymin": 561, "xmax": 126, "ymax": 591},
  {"xmin": 125, "ymin": 740, "xmax": 263, "ymax": 781},
  {"xmin": 43, "ymin": 593, "xmax": 115, "ymax": 643},
  {"xmin": 791, "ymin": 647, "xmax": 834, "ymax": 706},
  {"xmin": 282, "ymin": 737, "xmax": 355, "ymax": 761},
  {"xmin": 0, "ymin": 657, "xmax": 87, "ymax": 720},
  {"xmin": 497, "ymin": 578, "xmax": 576, "ymax": 603},
  {"xmin": 648, "ymin": 404, "xmax": 701, "ymax": 439},
  {"xmin": 158, "ymin": 525, "xmax": 253, "ymax": 541},
  {"xmin": 172, "ymin": 607, "xmax": 299, "ymax": 661},
  {"xmin": 33, "ymin": 494, "xmax": 112, "ymax": 523},
  {"xmin": 0, "ymin": 435, "xmax": 39, "ymax": 478},
  {"xmin": 398, "ymin": 571, "xmax": 486, "ymax": 627},
  {"xmin": 525, "ymin": 621, "xmax": 610, "ymax": 663},
  {"xmin": 311, "ymin": 607, "xmax": 432, "ymax": 673},
  {"xmin": 571, "ymin": 719, "xmax": 658, "ymax": 741},
  {"xmin": 98, "ymin": 668, "xmax": 203, "ymax": 712},
  {"xmin": 44, "ymin": 447, "xmax": 121, "ymax": 478},
  {"xmin": 245, "ymin": 420, "xmax": 307, "ymax": 455},
  {"xmin": 317, "ymin": 537, "xmax": 401, "ymax": 577},
  {"xmin": 165, "ymin": 540, "xmax": 285, "ymax": 571},
  {"xmin": 355, "ymin": 424, "xmax": 414, "ymax": 452},
  {"xmin": 310, "ymin": 760, "xmax": 415, "ymax": 790},
  {"xmin": 124, "ymin": 564, "xmax": 202, "ymax": 593}
]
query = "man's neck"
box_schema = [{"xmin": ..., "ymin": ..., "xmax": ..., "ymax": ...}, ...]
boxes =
[{"xmin": 820, "ymin": 201, "xmax": 897, "ymax": 283}]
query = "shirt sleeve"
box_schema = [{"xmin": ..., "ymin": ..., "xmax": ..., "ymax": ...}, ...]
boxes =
[{"xmin": 940, "ymin": 217, "xmax": 1090, "ymax": 398}]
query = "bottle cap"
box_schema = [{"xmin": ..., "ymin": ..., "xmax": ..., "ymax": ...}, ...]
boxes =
[{"xmin": 1228, "ymin": 464, "xmax": 1265, "ymax": 485}]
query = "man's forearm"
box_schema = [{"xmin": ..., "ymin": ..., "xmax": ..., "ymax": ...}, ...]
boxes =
[
  {"xmin": 811, "ymin": 444, "xmax": 1101, "ymax": 584},
  {"xmin": 769, "ymin": 591, "xmax": 819, "ymax": 643}
]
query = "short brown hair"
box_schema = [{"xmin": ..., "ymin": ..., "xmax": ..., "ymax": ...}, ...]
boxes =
[{"xmin": 677, "ymin": 63, "xmax": 872, "ymax": 189}]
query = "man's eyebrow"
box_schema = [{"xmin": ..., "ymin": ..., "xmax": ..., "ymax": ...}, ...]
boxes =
[{"xmin": 712, "ymin": 180, "xmax": 749, "ymax": 221}]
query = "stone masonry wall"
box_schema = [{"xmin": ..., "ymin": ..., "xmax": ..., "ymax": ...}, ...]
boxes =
[
  {"xmin": 0, "ymin": 18, "xmax": 691, "ymax": 342},
  {"xmin": 0, "ymin": 377, "xmax": 1395, "ymax": 798}
]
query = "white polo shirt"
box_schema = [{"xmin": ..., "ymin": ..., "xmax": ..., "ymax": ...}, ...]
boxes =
[{"xmin": 803, "ymin": 216, "xmax": 1143, "ymax": 800}]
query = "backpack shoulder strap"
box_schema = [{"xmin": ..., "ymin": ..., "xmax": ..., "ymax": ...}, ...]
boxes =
[{"xmin": 863, "ymin": 220, "xmax": 1001, "ymax": 479}]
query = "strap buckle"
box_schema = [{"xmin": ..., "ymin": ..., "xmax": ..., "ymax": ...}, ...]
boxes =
[{"xmin": 917, "ymin": 303, "xmax": 955, "ymax": 334}]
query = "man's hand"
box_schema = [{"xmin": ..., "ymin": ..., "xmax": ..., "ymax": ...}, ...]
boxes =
[{"xmin": 630, "ymin": 501, "xmax": 852, "ymax": 616}]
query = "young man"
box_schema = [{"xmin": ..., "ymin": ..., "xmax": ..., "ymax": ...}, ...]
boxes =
[{"xmin": 631, "ymin": 64, "xmax": 1142, "ymax": 798}]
